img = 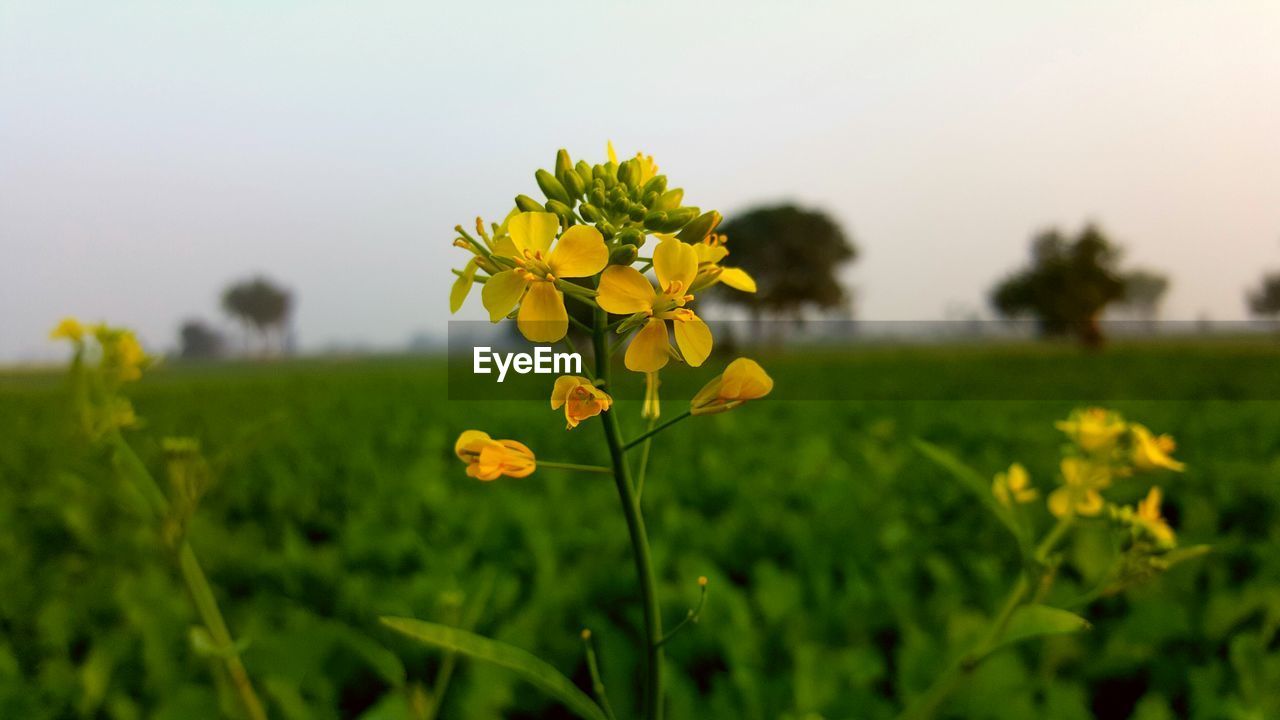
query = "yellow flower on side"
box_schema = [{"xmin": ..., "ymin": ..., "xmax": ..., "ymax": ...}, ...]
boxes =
[
  {"xmin": 1055, "ymin": 407, "xmax": 1127, "ymax": 454},
  {"xmin": 597, "ymin": 237, "xmax": 713, "ymax": 372},
  {"xmin": 550, "ymin": 376, "xmax": 612, "ymax": 429},
  {"xmin": 1048, "ymin": 457, "xmax": 1112, "ymax": 517},
  {"xmin": 94, "ymin": 325, "xmax": 149, "ymax": 383},
  {"xmin": 642, "ymin": 372, "xmax": 661, "ymax": 420},
  {"xmin": 1134, "ymin": 486, "xmax": 1176, "ymax": 547},
  {"xmin": 1130, "ymin": 424, "xmax": 1185, "ymax": 472},
  {"xmin": 480, "ymin": 211, "xmax": 608, "ymax": 343},
  {"xmin": 454, "ymin": 430, "xmax": 536, "ymax": 481},
  {"xmin": 992, "ymin": 463, "xmax": 1038, "ymax": 507},
  {"xmin": 50, "ymin": 317, "xmax": 86, "ymax": 341},
  {"xmin": 691, "ymin": 234, "xmax": 757, "ymax": 293},
  {"xmin": 690, "ymin": 358, "xmax": 773, "ymax": 416}
]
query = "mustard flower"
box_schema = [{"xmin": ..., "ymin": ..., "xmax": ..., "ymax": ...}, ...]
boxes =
[
  {"xmin": 50, "ymin": 317, "xmax": 86, "ymax": 342},
  {"xmin": 481, "ymin": 211, "xmax": 608, "ymax": 343},
  {"xmin": 1055, "ymin": 407, "xmax": 1127, "ymax": 454},
  {"xmin": 690, "ymin": 358, "xmax": 773, "ymax": 416},
  {"xmin": 597, "ymin": 237, "xmax": 712, "ymax": 372},
  {"xmin": 1047, "ymin": 457, "xmax": 1112, "ymax": 518},
  {"xmin": 691, "ymin": 233, "xmax": 756, "ymax": 293},
  {"xmin": 454, "ymin": 431, "xmax": 536, "ymax": 481},
  {"xmin": 1130, "ymin": 424, "xmax": 1185, "ymax": 472},
  {"xmin": 1134, "ymin": 486, "xmax": 1176, "ymax": 547},
  {"xmin": 992, "ymin": 463, "xmax": 1038, "ymax": 507},
  {"xmin": 550, "ymin": 376, "xmax": 612, "ymax": 429}
]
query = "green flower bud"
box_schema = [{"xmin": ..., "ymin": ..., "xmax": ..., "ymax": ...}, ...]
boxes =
[
  {"xmin": 628, "ymin": 204, "xmax": 647, "ymax": 221},
  {"xmin": 600, "ymin": 223, "xmax": 616, "ymax": 240},
  {"xmin": 676, "ymin": 210, "xmax": 722, "ymax": 242},
  {"xmin": 590, "ymin": 187, "xmax": 607, "ymax": 207},
  {"xmin": 656, "ymin": 188, "xmax": 684, "ymax": 211},
  {"xmin": 642, "ymin": 175, "xmax": 667, "ymax": 197},
  {"xmin": 609, "ymin": 244, "xmax": 639, "ymax": 266},
  {"xmin": 617, "ymin": 158, "xmax": 641, "ymax": 189},
  {"xmin": 515, "ymin": 194, "xmax": 544, "ymax": 213},
  {"xmin": 561, "ymin": 169, "xmax": 585, "ymax": 199},
  {"xmin": 545, "ymin": 199, "xmax": 575, "ymax": 226},
  {"xmin": 535, "ymin": 169, "xmax": 571, "ymax": 206},
  {"xmin": 642, "ymin": 191, "xmax": 659, "ymax": 207},
  {"xmin": 616, "ymin": 227, "xmax": 645, "ymax": 247},
  {"xmin": 579, "ymin": 203, "xmax": 605, "ymax": 224},
  {"xmin": 643, "ymin": 210, "xmax": 669, "ymax": 231},
  {"xmin": 653, "ymin": 207, "xmax": 698, "ymax": 233},
  {"xmin": 555, "ymin": 149, "xmax": 573, "ymax": 180},
  {"xmin": 575, "ymin": 160, "xmax": 593, "ymax": 189}
]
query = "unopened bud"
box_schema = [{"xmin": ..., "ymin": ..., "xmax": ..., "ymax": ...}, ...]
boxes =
[
  {"xmin": 617, "ymin": 158, "xmax": 640, "ymax": 189},
  {"xmin": 653, "ymin": 207, "xmax": 698, "ymax": 233},
  {"xmin": 643, "ymin": 210, "xmax": 669, "ymax": 231},
  {"xmin": 561, "ymin": 170, "xmax": 585, "ymax": 199},
  {"xmin": 616, "ymin": 227, "xmax": 645, "ymax": 247},
  {"xmin": 515, "ymin": 194, "xmax": 544, "ymax": 213},
  {"xmin": 555, "ymin": 149, "xmax": 573, "ymax": 179},
  {"xmin": 535, "ymin": 169, "xmax": 571, "ymax": 206},
  {"xmin": 609, "ymin": 244, "xmax": 639, "ymax": 265},
  {"xmin": 545, "ymin": 199, "xmax": 574, "ymax": 226},
  {"xmin": 642, "ymin": 174, "xmax": 667, "ymax": 197},
  {"xmin": 656, "ymin": 188, "xmax": 684, "ymax": 211},
  {"xmin": 579, "ymin": 203, "xmax": 605, "ymax": 224},
  {"xmin": 698, "ymin": 576, "xmax": 708, "ymax": 587},
  {"xmin": 575, "ymin": 160, "xmax": 593, "ymax": 189},
  {"xmin": 677, "ymin": 210, "xmax": 722, "ymax": 242}
]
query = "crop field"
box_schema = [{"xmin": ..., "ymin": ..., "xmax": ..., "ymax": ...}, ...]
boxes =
[{"xmin": 2, "ymin": 341, "xmax": 1279, "ymax": 719}]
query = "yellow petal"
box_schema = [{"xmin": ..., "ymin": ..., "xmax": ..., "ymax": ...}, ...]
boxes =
[
  {"xmin": 551, "ymin": 375, "xmax": 589, "ymax": 410},
  {"xmin": 607, "ymin": 140, "xmax": 618, "ymax": 165},
  {"xmin": 625, "ymin": 318, "xmax": 671, "ymax": 373},
  {"xmin": 597, "ymin": 266, "xmax": 656, "ymax": 314},
  {"xmin": 1047, "ymin": 487, "xmax": 1072, "ymax": 518},
  {"xmin": 450, "ymin": 260, "xmax": 479, "ymax": 314},
  {"xmin": 548, "ymin": 225, "xmax": 608, "ymax": 278},
  {"xmin": 481, "ymin": 269, "xmax": 528, "ymax": 322},
  {"xmin": 517, "ymin": 281, "xmax": 568, "ymax": 343},
  {"xmin": 672, "ymin": 312, "xmax": 712, "ymax": 367},
  {"xmin": 508, "ymin": 211, "xmax": 559, "ymax": 255},
  {"xmin": 492, "ymin": 235, "xmax": 519, "ymax": 258},
  {"xmin": 455, "ymin": 430, "xmax": 493, "ymax": 460},
  {"xmin": 718, "ymin": 267, "xmax": 757, "ymax": 293},
  {"xmin": 653, "ymin": 237, "xmax": 698, "ymax": 292},
  {"xmin": 719, "ymin": 358, "xmax": 772, "ymax": 399}
]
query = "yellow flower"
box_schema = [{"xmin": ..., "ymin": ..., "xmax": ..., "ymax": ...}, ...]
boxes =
[
  {"xmin": 607, "ymin": 140, "xmax": 618, "ymax": 165},
  {"xmin": 634, "ymin": 152, "xmax": 658, "ymax": 184},
  {"xmin": 1055, "ymin": 407, "xmax": 1126, "ymax": 454},
  {"xmin": 642, "ymin": 372, "xmax": 661, "ymax": 420},
  {"xmin": 690, "ymin": 234, "xmax": 756, "ymax": 293},
  {"xmin": 1134, "ymin": 486, "xmax": 1176, "ymax": 547},
  {"xmin": 992, "ymin": 463, "xmax": 1038, "ymax": 507},
  {"xmin": 480, "ymin": 212, "xmax": 608, "ymax": 343},
  {"xmin": 597, "ymin": 237, "xmax": 712, "ymax": 372},
  {"xmin": 454, "ymin": 430, "xmax": 536, "ymax": 481},
  {"xmin": 1047, "ymin": 457, "xmax": 1112, "ymax": 517},
  {"xmin": 94, "ymin": 326, "xmax": 149, "ymax": 382},
  {"xmin": 1130, "ymin": 424, "xmax": 1185, "ymax": 472},
  {"xmin": 690, "ymin": 358, "xmax": 773, "ymax": 415},
  {"xmin": 550, "ymin": 376, "xmax": 612, "ymax": 429},
  {"xmin": 50, "ymin": 317, "xmax": 86, "ymax": 341}
]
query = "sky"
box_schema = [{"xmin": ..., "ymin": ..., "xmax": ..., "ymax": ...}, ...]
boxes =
[{"xmin": 2, "ymin": 0, "xmax": 1278, "ymax": 361}]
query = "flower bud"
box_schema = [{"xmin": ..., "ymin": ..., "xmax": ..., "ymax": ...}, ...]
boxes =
[
  {"xmin": 628, "ymin": 204, "xmax": 647, "ymax": 221},
  {"xmin": 579, "ymin": 203, "xmax": 605, "ymax": 224},
  {"xmin": 590, "ymin": 187, "xmax": 607, "ymax": 207},
  {"xmin": 677, "ymin": 210, "xmax": 722, "ymax": 243},
  {"xmin": 643, "ymin": 210, "xmax": 669, "ymax": 231},
  {"xmin": 575, "ymin": 160, "xmax": 593, "ymax": 189},
  {"xmin": 609, "ymin": 244, "xmax": 639, "ymax": 266},
  {"xmin": 652, "ymin": 207, "xmax": 699, "ymax": 233},
  {"xmin": 656, "ymin": 188, "xmax": 684, "ymax": 211},
  {"xmin": 615, "ymin": 227, "xmax": 645, "ymax": 247},
  {"xmin": 515, "ymin": 194, "xmax": 544, "ymax": 213},
  {"xmin": 561, "ymin": 169, "xmax": 585, "ymax": 199},
  {"xmin": 555, "ymin": 149, "xmax": 574, "ymax": 180},
  {"xmin": 617, "ymin": 158, "xmax": 640, "ymax": 189},
  {"xmin": 545, "ymin": 199, "xmax": 575, "ymax": 226},
  {"xmin": 642, "ymin": 174, "xmax": 667, "ymax": 197},
  {"xmin": 535, "ymin": 169, "xmax": 572, "ymax": 206}
]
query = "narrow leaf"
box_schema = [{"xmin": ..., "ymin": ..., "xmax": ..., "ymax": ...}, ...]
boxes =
[
  {"xmin": 379, "ymin": 617, "xmax": 607, "ymax": 720},
  {"xmin": 990, "ymin": 604, "xmax": 1090, "ymax": 655},
  {"xmin": 913, "ymin": 438, "xmax": 1031, "ymax": 557}
]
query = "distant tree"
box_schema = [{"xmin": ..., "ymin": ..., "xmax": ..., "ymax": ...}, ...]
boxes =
[
  {"xmin": 1248, "ymin": 272, "xmax": 1280, "ymax": 322},
  {"xmin": 991, "ymin": 224, "xmax": 1127, "ymax": 348},
  {"xmin": 178, "ymin": 320, "xmax": 226, "ymax": 360},
  {"xmin": 221, "ymin": 276, "xmax": 292, "ymax": 356},
  {"xmin": 716, "ymin": 204, "xmax": 858, "ymax": 325},
  {"xmin": 1118, "ymin": 269, "xmax": 1170, "ymax": 324}
]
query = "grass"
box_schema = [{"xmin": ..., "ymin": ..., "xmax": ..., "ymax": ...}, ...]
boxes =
[{"xmin": 2, "ymin": 340, "xmax": 1279, "ymax": 719}]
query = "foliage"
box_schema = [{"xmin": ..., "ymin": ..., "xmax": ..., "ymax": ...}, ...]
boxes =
[
  {"xmin": 991, "ymin": 224, "xmax": 1129, "ymax": 347},
  {"xmin": 221, "ymin": 276, "xmax": 292, "ymax": 355},
  {"xmin": 1246, "ymin": 272, "xmax": 1280, "ymax": 319},
  {"xmin": 180, "ymin": 320, "xmax": 227, "ymax": 360},
  {"xmin": 715, "ymin": 204, "xmax": 858, "ymax": 320},
  {"xmin": 1118, "ymin": 270, "xmax": 1170, "ymax": 322},
  {"xmin": 3, "ymin": 344, "xmax": 1279, "ymax": 718}
]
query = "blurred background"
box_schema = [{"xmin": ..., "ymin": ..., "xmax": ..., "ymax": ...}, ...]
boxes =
[{"xmin": 3, "ymin": 2, "xmax": 1280, "ymax": 719}]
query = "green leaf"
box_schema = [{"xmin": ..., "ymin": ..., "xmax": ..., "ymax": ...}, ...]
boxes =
[
  {"xmin": 913, "ymin": 439, "xmax": 1031, "ymax": 558},
  {"xmin": 379, "ymin": 617, "xmax": 607, "ymax": 720},
  {"xmin": 989, "ymin": 604, "xmax": 1091, "ymax": 655}
]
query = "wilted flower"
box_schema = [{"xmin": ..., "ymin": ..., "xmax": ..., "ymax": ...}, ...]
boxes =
[
  {"xmin": 454, "ymin": 431, "xmax": 536, "ymax": 481},
  {"xmin": 598, "ymin": 237, "xmax": 712, "ymax": 372},
  {"xmin": 1048, "ymin": 457, "xmax": 1112, "ymax": 517},
  {"xmin": 1130, "ymin": 424, "xmax": 1185, "ymax": 472},
  {"xmin": 690, "ymin": 358, "xmax": 773, "ymax": 416},
  {"xmin": 1134, "ymin": 486, "xmax": 1176, "ymax": 547},
  {"xmin": 480, "ymin": 212, "xmax": 608, "ymax": 343},
  {"xmin": 1055, "ymin": 407, "xmax": 1127, "ymax": 454},
  {"xmin": 550, "ymin": 376, "xmax": 612, "ymax": 429},
  {"xmin": 992, "ymin": 463, "xmax": 1038, "ymax": 507}
]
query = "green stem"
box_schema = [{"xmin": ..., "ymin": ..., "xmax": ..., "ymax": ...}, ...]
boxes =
[
  {"xmin": 593, "ymin": 305, "xmax": 664, "ymax": 720},
  {"xmin": 635, "ymin": 417, "xmax": 657, "ymax": 501},
  {"xmin": 898, "ymin": 516, "xmax": 1074, "ymax": 720},
  {"xmin": 623, "ymin": 411, "xmax": 692, "ymax": 451},
  {"xmin": 538, "ymin": 460, "xmax": 614, "ymax": 474},
  {"xmin": 581, "ymin": 631, "xmax": 618, "ymax": 720}
]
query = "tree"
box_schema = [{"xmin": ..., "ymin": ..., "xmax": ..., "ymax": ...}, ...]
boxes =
[
  {"xmin": 1248, "ymin": 272, "xmax": 1280, "ymax": 321},
  {"xmin": 716, "ymin": 204, "xmax": 857, "ymax": 325},
  {"xmin": 991, "ymin": 224, "xmax": 1128, "ymax": 348},
  {"xmin": 178, "ymin": 320, "xmax": 226, "ymax": 360},
  {"xmin": 1118, "ymin": 269, "xmax": 1170, "ymax": 324},
  {"xmin": 221, "ymin": 276, "xmax": 292, "ymax": 356}
]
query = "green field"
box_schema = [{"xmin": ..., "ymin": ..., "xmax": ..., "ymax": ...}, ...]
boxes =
[{"xmin": 3, "ymin": 342, "xmax": 1279, "ymax": 719}]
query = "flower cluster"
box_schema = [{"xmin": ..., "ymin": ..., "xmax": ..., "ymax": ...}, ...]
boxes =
[
  {"xmin": 50, "ymin": 317, "xmax": 153, "ymax": 437},
  {"xmin": 448, "ymin": 144, "xmax": 774, "ymax": 479}
]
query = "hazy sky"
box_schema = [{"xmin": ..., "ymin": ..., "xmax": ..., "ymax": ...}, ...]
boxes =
[{"xmin": 3, "ymin": 1, "xmax": 1278, "ymax": 361}]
